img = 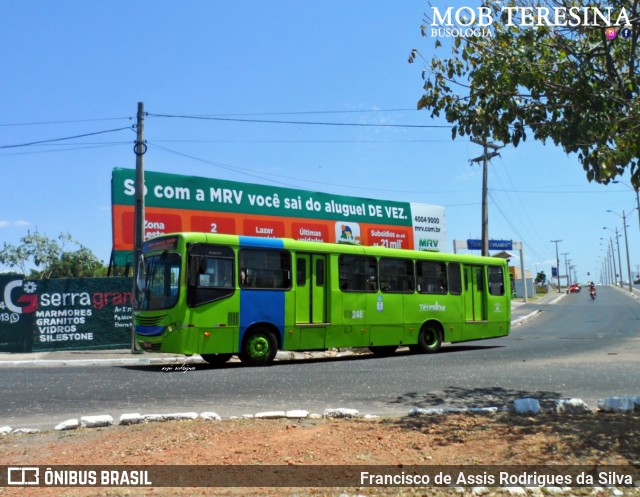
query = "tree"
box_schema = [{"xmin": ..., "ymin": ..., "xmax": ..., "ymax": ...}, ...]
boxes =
[
  {"xmin": 535, "ymin": 271, "xmax": 547, "ymax": 284},
  {"xmin": 0, "ymin": 231, "xmax": 105, "ymax": 279},
  {"xmin": 410, "ymin": 1, "xmax": 640, "ymax": 187}
]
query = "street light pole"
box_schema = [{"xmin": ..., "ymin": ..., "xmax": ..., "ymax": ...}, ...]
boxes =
[
  {"xmin": 614, "ymin": 227, "xmax": 623, "ymax": 288},
  {"xmin": 470, "ymin": 139, "xmax": 501, "ymax": 257},
  {"xmin": 609, "ymin": 236, "xmax": 618, "ymax": 287},
  {"xmin": 608, "ymin": 209, "xmax": 634, "ymax": 292},
  {"xmin": 561, "ymin": 252, "xmax": 570, "ymax": 287},
  {"xmin": 623, "ymin": 211, "xmax": 632, "ymax": 292},
  {"xmin": 551, "ymin": 239, "xmax": 562, "ymax": 293},
  {"xmin": 132, "ymin": 101, "xmax": 146, "ymax": 354}
]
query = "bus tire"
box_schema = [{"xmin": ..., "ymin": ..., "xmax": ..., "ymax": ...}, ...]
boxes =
[
  {"xmin": 368, "ymin": 345, "xmax": 398, "ymax": 357},
  {"xmin": 201, "ymin": 353, "xmax": 233, "ymax": 365},
  {"xmin": 239, "ymin": 329, "xmax": 278, "ymax": 366},
  {"xmin": 411, "ymin": 322, "xmax": 443, "ymax": 354}
]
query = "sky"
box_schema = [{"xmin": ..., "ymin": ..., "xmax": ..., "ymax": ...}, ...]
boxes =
[{"xmin": 1, "ymin": 0, "xmax": 638, "ymax": 285}]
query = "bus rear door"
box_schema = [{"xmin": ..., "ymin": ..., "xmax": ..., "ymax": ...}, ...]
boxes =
[
  {"xmin": 464, "ymin": 265, "xmax": 487, "ymax": 323},
  {"xmin": 295, "ymin": 254, "xmax": 328, "ymax": 348}
]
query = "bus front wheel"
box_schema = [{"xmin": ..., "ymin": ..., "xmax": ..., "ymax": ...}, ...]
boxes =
[
  {"xmin": 410, "ymin": 323, "xmax": 443, "ymax": 354},
  {"xmin": 239, "ymin": 329, "xmax": 278, "ymax": 366}
]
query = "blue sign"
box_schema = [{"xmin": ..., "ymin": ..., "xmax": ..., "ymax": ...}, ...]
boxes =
[{"xmin": 467, "ymin": 239, "xmax": 513, "ymax": 251}]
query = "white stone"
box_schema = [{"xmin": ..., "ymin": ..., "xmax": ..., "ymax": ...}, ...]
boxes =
[
  {"xmin": 0, "ymin": 426, "xmax": 12, "ymax": 435},
  {"xmin": 323, "ymin": 408, "xmax": 359, "ymax": 419},
  {"xmin": 409, "ymin": 407, "xmax": 446, "ymax": 416},
  {"xmin": 555, "ymin": 398, "xmax": 590, "ymax": 414},
  {"xmin": 598, "ymin": 396, "xmax": 635, "ymax": 413},
  {"xmin": 466, "ymin": 407, "xmax": 498, "ymax": 414},
  {"xmin": 409, "ymin": 406, "xmax": 497, "ymax": 416},
  {"xmin": 162, "ymin": 412, "xmax": 198, "ymax": 421},
  {"xmin": 255, "ymin": 411, "xmax": 286, "ymax": 419},
  {"xmin": 12, "ymin": 428, "xmax": 40, "ymax": 434},
  {"xmin": 55, "ymin": 419, "xmax": 79, "ymax": 431},
  {"xmin": 199, "ymin": 412, "xmax": 222, "ymax": 421},
  {"xmin": 543, "ymin": 487, "xmax": 565, "ymax": 494},
  {"xmin": 504, "ymin": 487, "xmax": 527, "ymax": 495},
  {"xmin": 142, "ymin": 414, "xmax": 165, "ymax": 422},
  {"xmin": 80, "ymin": 415, "xmax": 114, "ymax": 428},
  {"xmin": 513, "ymin": 398, "xmax": 541, "ymax": 415},
  {"xmin": 119, "ymin": 413, "xmax": 143, "ymax": 425},
  {"xmin": 285, "ymin": 410, "xmax": 309, "ymax": 419}
]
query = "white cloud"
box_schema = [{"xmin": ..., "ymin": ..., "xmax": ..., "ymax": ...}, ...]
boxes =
[{"xmin": 0, "ymin": 220, "xmax": 31, "ymax": 229}]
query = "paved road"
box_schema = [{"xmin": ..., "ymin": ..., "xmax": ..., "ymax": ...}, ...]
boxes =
[{"xmin": 1, "ymin": 286, "xmax": 638, "ymax": 431}]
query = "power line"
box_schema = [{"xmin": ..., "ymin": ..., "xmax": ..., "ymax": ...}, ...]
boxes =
[
  {"xmin": 147, "ymin": 112, "xmax": 451, "ymax": 129},
  {"xmin": 177, "ymin": 108, "xmax": 416, "ymax": 117},
  {"xmin": 151, "ymin": 138, "xmax": 450, "ymax": 144},
  {"xmin": 0, "ymin": 126, "xmax": 134, "ymax": 150},
  {"xmin": 149, "ymin": 141, "xmax": 468, "ymax": 195},
  {"xmin": 0, "ymin": 117, "xmax": 134, "ymax": 127},
  {"xmin": 0, "ymin": 142, "xmax": 131, "ymax": 157}
]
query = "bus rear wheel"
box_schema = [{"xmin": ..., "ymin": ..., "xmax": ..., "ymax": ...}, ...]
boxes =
[
  {"xmin": 239, "ymin": 329, "xmax": 278, "ymax": 366},
  {"xmin": 410, "ymin": 323, "xmax": 443, "ymax": 354},
  {"xmin": 201, "ymin": 353, "xmax": 233, "ymax": 365}
]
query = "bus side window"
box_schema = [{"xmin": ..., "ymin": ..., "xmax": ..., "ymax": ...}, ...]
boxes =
[
  {"xmin": 488, "ymin": 266, "xmax": 505, "ymax": 295},
  {"xmin": 448, "ymin": 263, "xmax": 462, "ymax": 295},
  {"xmin": 315, "ymin": 259, "xmax": 325, "ymax": 286},
  {"xmin": 297, "ymin": 258, "xmax": 306, "ymax": 286},
  {"xmin": 239, "ymin": 248, "xmax": 292, "ymax": 290},
  {"xmin": 380, "ymin": 258, "xmax": 414, "ymax": 293},
  {"xmin": 339, "ymin": 254, "xmax": 377, "ymax": 293},
  {"xmin": 417, "ymin": 260, "xmax": 447, "ymax": 294}
]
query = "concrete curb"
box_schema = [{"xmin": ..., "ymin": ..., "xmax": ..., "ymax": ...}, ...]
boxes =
[{"xmin": 1, "ymin": 395, "xmax": 638, "ymax": 436}]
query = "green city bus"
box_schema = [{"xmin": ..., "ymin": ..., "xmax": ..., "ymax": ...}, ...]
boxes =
[{"xmin": 134, "ymin": 233, "xmax": 511, "ymax": 366}]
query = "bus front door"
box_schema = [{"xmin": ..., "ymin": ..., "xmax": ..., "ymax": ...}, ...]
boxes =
[
  {"xmin": 296, "ymin": 254, "xmax": 328, "ymax": 349},
  {"xmin": 464, "ymin": 265, "xmax": 486, "ymax": 322}
]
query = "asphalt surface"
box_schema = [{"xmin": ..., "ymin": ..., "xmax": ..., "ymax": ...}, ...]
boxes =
[{"xmin": 0, "ymin": 288, "xmax": 577, "ymax": 367}]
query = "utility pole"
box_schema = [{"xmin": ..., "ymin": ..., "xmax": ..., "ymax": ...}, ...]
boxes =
[
  {"xmin": 609, "ymin": 237, "xmax": 618, "ymax": 287},
  {"xmin": 470, "ymin": 138, "xmax": 501, "ymax": 257},
  {"xmin": 614, "ymin": 227, "xmax": 623, "ymax": 288},
  {"xmin": 622, "ymin": 212, "xmax": 632, "ymax": 291},
  {"xmin": 561, "ymin": 252, "xmax": 570, "ymax": 287},
  {"xmin": 131, "ymin": 101, "xmax": 146, "ymax": 354},
  {"xmin": 551, "ymin": 239, "xmax": 562, "ymax": 293}
]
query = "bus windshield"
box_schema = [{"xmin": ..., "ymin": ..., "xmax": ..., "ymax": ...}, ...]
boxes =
[{"xmin": 135, "ymin": 252, "xmax": 181, "ymax": 311}]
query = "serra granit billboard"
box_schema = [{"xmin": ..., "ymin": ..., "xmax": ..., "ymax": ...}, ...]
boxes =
[
  {"xmin": 111, "ymin": 168, "xmax": 447, "ymax": 266},
  {"xmin": 0, "ymin": 275, "xmax": 132, "ymax": 352}
]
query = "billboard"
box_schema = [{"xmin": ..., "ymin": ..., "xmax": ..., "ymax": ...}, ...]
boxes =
[
  {"xmin": 0, "ymin": 276, "xmax": 132, "ymax": 352},
  {"xmin": 111, "ymin": 168, "xmax": 447, "ymax": 266}
]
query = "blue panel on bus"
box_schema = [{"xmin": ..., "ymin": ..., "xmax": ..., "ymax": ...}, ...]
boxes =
[
  {"xmin": 239, "ymin": 236, "xmax": 285, "ymax": 249},
  {"xmin": 239, "ymin": 290, "xmax": 285, "ymax": 345}
]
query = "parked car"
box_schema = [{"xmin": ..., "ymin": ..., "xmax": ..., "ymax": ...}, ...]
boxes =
[{"xmin": 569, "ymin": 283, "xmax": 581, "ymax": 293}]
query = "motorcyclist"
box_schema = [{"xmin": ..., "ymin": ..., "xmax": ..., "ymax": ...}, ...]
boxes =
[{"xmin": 589, "ymin": 281, "xmax": 596, "ymax": 299}]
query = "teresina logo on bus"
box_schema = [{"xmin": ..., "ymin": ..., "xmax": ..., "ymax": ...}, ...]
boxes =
[{"xmin": 419, "ymin": 302, "xmax": 446, "ymax": 312}]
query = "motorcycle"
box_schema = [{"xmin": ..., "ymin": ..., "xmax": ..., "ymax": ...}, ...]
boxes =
[{"xmin": 589, "ymin": 287, "xmax": 596, "ymax": 300}]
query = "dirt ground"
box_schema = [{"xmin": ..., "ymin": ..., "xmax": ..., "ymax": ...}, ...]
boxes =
[{"xmin": 1, "ymin": 411, "xmax": 640, "ymax": 497}]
